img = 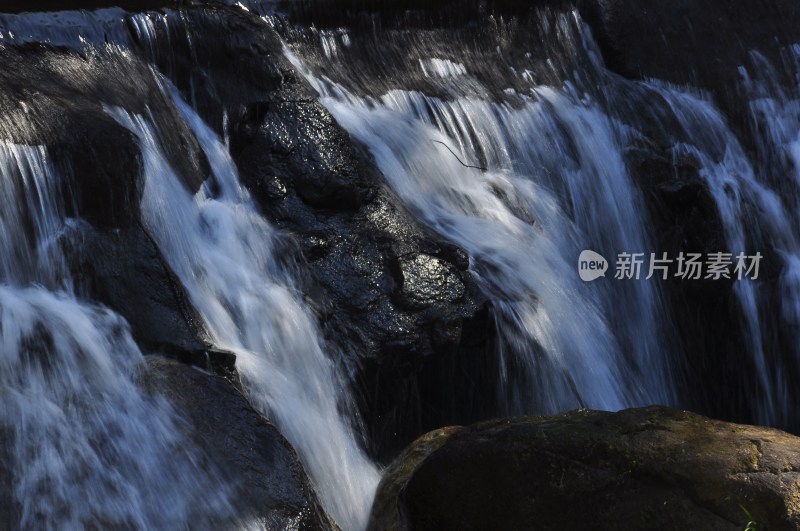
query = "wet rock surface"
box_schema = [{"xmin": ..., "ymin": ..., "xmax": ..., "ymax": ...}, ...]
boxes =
[
  {"xmin": 366, "ymin": 426, "xmax": 462, "ymax": 531},
  {"xmin": 64, "ymin": 223, "xmax": 207, "ymax": 353},
  {"xmin": 395, "ymin": 253, "xmax": 466, "ymax": 309},
  {"xmin": 372, "ymin": 407, "xmax": 800, "ymax": 531},
  {"xmin": 142, "ymin": 358, "xmax": 339, "ymax": 531},
  {"xmin": 583, "ymin": 0, "xmax": 800, "ymax": 101}
]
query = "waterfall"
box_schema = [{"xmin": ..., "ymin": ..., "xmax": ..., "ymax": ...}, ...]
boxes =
[
  {"xmin": 0, "ymin": 143, "xmax": 239, "ymax": 529},
  {"xmin": 281, "ymin": 9, "xmax": 800, "ymax": 429},
  {"xmin": 643, "ymin": 83, "xmax": 797, "ymax": 425},
  {"xmin": 110, "ymin": 82, "xmax": 380, "ymax": 531},
  {"xmin": 286, "ymin": 51, "xmax": 678, "ymax": 414},
  {"xmin": 3, "ymin": 3, "xmax": 800, "ymax": 529}
]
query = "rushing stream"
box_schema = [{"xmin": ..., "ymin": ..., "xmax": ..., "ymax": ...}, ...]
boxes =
[{"xmin": 0, "ymin": 2, "xmax": 799, "ymax": 530}]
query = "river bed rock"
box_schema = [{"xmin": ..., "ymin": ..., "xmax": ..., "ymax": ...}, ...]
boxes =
[{"xmin": 371, "ymin": 406, "xmax": 800, "ymax": 530}]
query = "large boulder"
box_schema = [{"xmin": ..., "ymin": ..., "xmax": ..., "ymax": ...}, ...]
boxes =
[
  {"xmin": 63, "ymin": 224, "xmax": 207, "ymax": 353},
  {"xmin": 371, "ymin": 407, "xmax": 800, "ymax": 530},
  {"xmin": 142, "ymin": 358, "xmax": 339, "ymax": 531}
]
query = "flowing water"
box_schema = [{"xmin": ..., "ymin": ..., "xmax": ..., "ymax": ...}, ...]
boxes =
[
  {"xmin": 2, "ymin": 4, "xmax": 800, "ymax": 530},
  {"xmin": 0, "ymin": 142, "xmax": 239, "ymax": 529},
  {"xmin": 284, "ymin": 43, "xmax": 678, "ymax": 415},
  {"xmin": 282, "ymin": 10, "xmax": 800, "ymax": 429},
  {"xmin": 297, "ymin": 76, "xmax": 674, "ymax": 413},
  {"xmin": 110, "ymin": 84, "xmax": 380, "ymax": 531}
]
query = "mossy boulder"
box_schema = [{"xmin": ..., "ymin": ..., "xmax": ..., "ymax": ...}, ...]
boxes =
[{"xmin": 370, "ymin": 407, "xmax": 800, "ymax": 530}]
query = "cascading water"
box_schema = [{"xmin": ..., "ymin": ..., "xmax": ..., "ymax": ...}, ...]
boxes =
[
  {"xmin": 284, "ymin": 44, "xmax": 678, "ymax": 415},
  {"xmin": 0, "ymin": 142, "xmax": 240, "ymax": 529},
  {"xmin": 0, "ymin": 9, "xmax": 382, "ymax": 530},
  {"xmin": 109, "ymin": 84, "xmax": 380, "ymax": 531},
  {"xmin": 4, "ymin": 2, "xmax": 800, "ymax": 529},
  {"xmin": 281, "ymin": 8, "xmax": 800, "ymax": 429},
  {"xmin": 643, "ymin": 84, "xmax": 798, "ymax": 425}
]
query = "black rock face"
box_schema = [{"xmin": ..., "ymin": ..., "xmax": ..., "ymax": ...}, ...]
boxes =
[
  {"xmin": 142, "ymin": 358, "xmax": 339, "ymax": 531},
  {"xmin": 63, "ymin": 223, "xmax": 208, "ymax": 353}
]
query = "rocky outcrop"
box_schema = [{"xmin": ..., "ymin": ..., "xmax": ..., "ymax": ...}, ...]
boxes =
[
  {"xmin": 134, "ymin": 5, "xmax": 496, "ymax": 461},
  {"xmin": 582, "ymin": 0, "xmax": 800, "ymax": 100},
  {"xmin": 142, "ymin": 358, "xmax": 338, "ymax": 531},
  {"xmin": 63, "ymin": 223, "xmax": 208, "ymax": 353},
  {"xmin": 371, "ymin": 407, "xmax": 800, "ymax": 530}
]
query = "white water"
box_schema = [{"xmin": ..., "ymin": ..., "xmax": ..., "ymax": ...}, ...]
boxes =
[
  {"xmin": 111, "ymin": 86, "xmax": 380, "ymax": 531},
  {"xmin": 289, "ymin": 54, "xmax": 677, "ymax": 413},
  {"xmin": 0, "ymin": 142, "xmax": 239, "ymax": 529},
  {"xmin": 287, "ymin": 30, "xmax": 800, "ymax": 427},
  {"xmin": 646, "ymin": 83, "xmax": 797, "ymax": 424},
  {"xmin": 0, "ymin": 144, "xmax": 67, "ymax": 288}
]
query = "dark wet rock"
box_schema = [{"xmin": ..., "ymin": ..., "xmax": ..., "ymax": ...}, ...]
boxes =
[
  {"xmin": 372, "ymin": 407, "xmax": 800, "ymax": 531},
  {"xmin": 130, "ymin": 5, "xmax": 289, "ymax": 134},
  {"xmin": 394, "ymin": 253, "xmax": 465, "ymax": 310},
  {"xmin": 261, "ymin": 175, "xmax": 288, "ymax": 199},
  {"xmin": 62, "ymin": 223, "xmax": 207, "ymax": 354},
  {"xmin": 142, "ymin": 358, "xmax": 339, "ymax": 531},
  {"xmin": 161, "ymin": 344, "xmax": 238, "ymax": 377},
  {"xmin": 583, "ymin": 0, "xmax": 800, "ymax": 92},
  {"xmin": 53, "ymin": 115, "xmax": 144, "ymax": 229},
  {"xmin": 0, "ymin": 44, "xmax": 210, "ymax": 218},
  {"xmin": 366, "ymin": 426, "xmax": 461, "ymax": 531},
  {"xmin": 237, "ymin": 100, "xmax": 368, "ymax": 210}
]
